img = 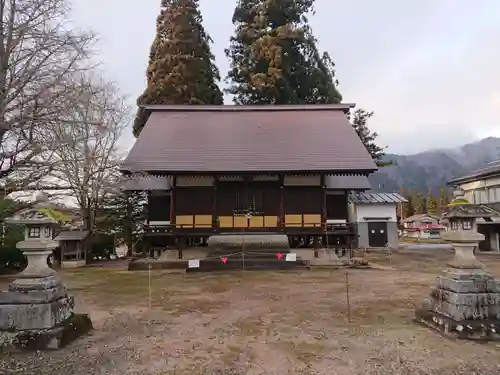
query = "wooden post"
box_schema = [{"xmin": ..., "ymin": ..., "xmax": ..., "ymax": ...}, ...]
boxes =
[
  {"xmin": 170, "ymin": 176, "xmax": 176, "ymax": 223},
  {"xmin": 345, "ymin": 271, "xmax": 351, "ymax": 323},
  {"xmin": 279, "ymin": 174, "xmax": 284, "ymax": 228},
  {"xmin": 212, "ymin": 177, "xmax": 218, "ymax": 228}
]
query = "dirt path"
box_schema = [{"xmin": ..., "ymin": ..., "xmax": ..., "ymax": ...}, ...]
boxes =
[{"xmin": 1, "ymin": 251, "xmax": 500, "ymax": 374}]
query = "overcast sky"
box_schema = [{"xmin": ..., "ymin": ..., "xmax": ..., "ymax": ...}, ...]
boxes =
[{"xmin": 71, "ymin": 0, "xmax": 500, "ymax": 155}]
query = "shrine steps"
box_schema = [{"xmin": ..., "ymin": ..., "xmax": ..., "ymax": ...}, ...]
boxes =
[
  {"xmin": 186, "ymin": 255, "xmax": 308, "ymax": 273},
  {"xmin": 128, "ymin": 250, "xmax": 309, "ymax": 272}
]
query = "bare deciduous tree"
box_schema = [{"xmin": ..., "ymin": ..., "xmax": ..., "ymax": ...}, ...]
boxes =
[
  {"xmin": 0, "ymin": 0, "xmax": 96, "ymax": 189},
  {"xmin": 49, "ymin": 74, "xmax": 130, "ymax": 232}
]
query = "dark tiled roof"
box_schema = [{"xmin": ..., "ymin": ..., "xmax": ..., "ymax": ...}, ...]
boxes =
[
  {"xmin": 349, "ymin": 192, "xmax": 407, "ymax": 204},
  {"xmin": 325, "ymin": 175, "xmax": 371, "ymax": 190},
  {"xmin": 448, "ymin": 160, "xmax": 500, "ymax": 185},
  {"xmin": 442, "ymin": 204, "xmax": 498, "ymax": 219},
  {"xmin": 121, "ymin": 105, "xmax": 377, "ymax": 174},
  {"xmin": 485, "ymin": 203, "xmax": 500, "ymax": 214},
  {"xmin": 54, "ymin": 230, "xmax": 90, "ymax": 241}
]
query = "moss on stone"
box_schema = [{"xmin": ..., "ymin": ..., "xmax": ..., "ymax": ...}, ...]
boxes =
[{"xmin": 447, "ymin": 199, "xmax": 471, "ymax": 206}]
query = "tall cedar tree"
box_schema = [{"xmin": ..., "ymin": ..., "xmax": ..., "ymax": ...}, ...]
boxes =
[
  {"xmin": 349, "ymin": 109, "xmax": 388, "ymax": 166},
  {"xmin": 226, "ymin": 0, "xmax": 387, "ymax": 165},
  {"xmin": 226, "ymin": 0, "xmax": 342, "ymax": 104},
  {"xmin": 133, "ymin": 0, "xmax": 223, "ymax": 136}
]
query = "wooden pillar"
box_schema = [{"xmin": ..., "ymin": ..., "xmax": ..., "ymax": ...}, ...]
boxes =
[
  {"xmin": 279, "ymin": 174, "xmax": 284, "ymax": 228},
  {"xmin": 321, "ymin": 174, "xmax": 327, "ymax": 225},
  {"xmin": 170, "ymin": 176, "xmax": 176, "ymax": 223},
  {"xmin": 212, "ymin": 176, "xmax": 218, "ymax": 227}
]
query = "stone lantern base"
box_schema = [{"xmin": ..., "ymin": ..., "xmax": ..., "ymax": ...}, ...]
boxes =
[
  {"xmin": 0, "ymin": 246, "xmax": 92, "ymax": 350},
  {"xmin": 415, "ymin": 230, "xmax": 500, "ymax": 341},
  {"xmin": 0, "ymin": 273, "xmax": 93, "ymax": 350},
  {"xmin": 415, "ymin": 269, "xmax": 500, "ymax": 340}
]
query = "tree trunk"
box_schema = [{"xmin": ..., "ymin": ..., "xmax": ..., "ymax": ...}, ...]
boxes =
[{"xmin": 125, "ymin": 192, "xmax": 134, "ymax": 256}]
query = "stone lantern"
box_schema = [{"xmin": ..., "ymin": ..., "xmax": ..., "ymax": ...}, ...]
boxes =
[
  {"xmin": 6, "ymin": 194, "xmax": 59, "ymax": 279},
  {"xmin": 0, "ymin": 193, "xmax": 92, "ymax": 350},
  {"xmin": 415, "ymin": 187, "xmax": 500, "ymax": 340}
]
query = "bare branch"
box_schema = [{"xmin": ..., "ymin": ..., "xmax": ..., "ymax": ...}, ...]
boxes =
[
  {"xmin": 0, "ymin": 0, "xmax": 97, "ymax": 188},
  {"xmin": 48, "ymin": 73, "xmax": 130, "ymax": 231}
]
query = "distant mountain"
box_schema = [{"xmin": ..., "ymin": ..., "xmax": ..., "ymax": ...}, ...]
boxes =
[{"xmin": 369, "ymin": 137, "xmax": 500, "ymax": 194}]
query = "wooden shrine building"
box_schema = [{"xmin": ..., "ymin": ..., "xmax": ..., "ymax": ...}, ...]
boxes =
[{"xmin": 121, "ymin": 104, "xmax": 377, "ymax": 253}]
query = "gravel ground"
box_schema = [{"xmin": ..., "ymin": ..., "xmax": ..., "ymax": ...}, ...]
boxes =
[{"xmin": 1, "ymin": 250, "xmax": 500, "ymax": 374}]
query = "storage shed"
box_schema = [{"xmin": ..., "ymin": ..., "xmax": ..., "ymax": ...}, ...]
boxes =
[
  {"xmin": 348, "ymin": 192, "xmax": 407, "ymax": 249},
  {"xmin": 54, "ymin": 230, "xmax": 90, "ymax": 268}
]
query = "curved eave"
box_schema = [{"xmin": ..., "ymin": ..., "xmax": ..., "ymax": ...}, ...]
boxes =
[
  {"xmin": 119, "ymin": 169, "xmax": 377, "ymax": 176},
  {"xmin": 448, "ymin": 171, "xmax": 500, "ymax": 186}
]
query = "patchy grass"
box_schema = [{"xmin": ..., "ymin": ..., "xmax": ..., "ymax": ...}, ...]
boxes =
[{"xmin": 2, "ymin": 250, "xmax": 500, "ymax": 374}]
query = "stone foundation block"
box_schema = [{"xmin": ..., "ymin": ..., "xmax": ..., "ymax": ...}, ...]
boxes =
[
  {"xmin": 1, "ymin": 313, "xmax": 93, "ymax": 351},
  {"xmin": 431, "ymin": 289, "xmax": 500, "ymax": 306},
  {"xmin": 432, "ymin": 300, "xmax": 493, "ymax": 321},
  {"xmin": 415, "ymin": 309, "xmax": 500, "ymax": 341},
  {"xmin": 436, "ymin": 276, "xmax": 494, "ymax": 293},
  {"xmin": 0, "ymin": 296, "xmax": 74, "ymax": 330}
]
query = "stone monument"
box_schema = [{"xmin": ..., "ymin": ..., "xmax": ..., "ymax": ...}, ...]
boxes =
[
  {"xmin": 0, "ymin": 193, "xmax": 92, "ymax": 350},
  {"xmin": 415, "ymin": 188, "xmax": 500, "ymax": 340}
]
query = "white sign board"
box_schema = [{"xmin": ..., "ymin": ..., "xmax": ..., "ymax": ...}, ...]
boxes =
[
  {"xmin": 286, "ymin": 253, "xmax": 296, "ymax": 262},
  {"xmin": 188, "ymin": 259, "xmax": 200, "ymax": 268}
]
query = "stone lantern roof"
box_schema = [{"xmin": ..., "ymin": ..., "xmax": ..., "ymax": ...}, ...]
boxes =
[{"xmin": 442, "ymin": 188, "xmax": 498, "ymax": 220}]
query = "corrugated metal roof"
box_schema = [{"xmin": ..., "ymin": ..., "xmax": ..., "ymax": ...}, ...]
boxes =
[
  {"xmin": 121, "ymin": 105, "xmax": 378, "ymax": 174},
  {"xmin": 349, "ymin": 192, "xmax": 407, "ymax": 204},
  {"xmin": 325, "ymin": 175, "xmax": 371, "ymax": 190},
  {"xmin": 54, "ymin": 230, "xmax": 90, "ymax": 241}
]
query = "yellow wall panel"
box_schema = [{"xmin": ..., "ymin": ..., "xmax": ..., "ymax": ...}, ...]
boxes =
[
  {"xmin": 194, "ymin": 215, "xmax": 212, "ymax": 227},
  {"xmin": 176, "ymin": 215, "xmax": 193, "ymax": 228},
  {"xmin": 264, "ymin": 216, "xmax": 278, "ymax": 227},
  {"xmin": 284, "ymin": 214, "xmax": 322, "ymax": 227},
  {"xmin": 250, "ymin": 216, "xmax": 264, "ymax": 228},
  {"xmin": 234, "ymin": 216, "xmax": 249, "ymax": 228},
  {"xmin": 218, "ymin": 216, "xmax": 233, "ymax": 228},
  {"xmin": 303, "ymin": 214, "xmax": 321, "ymax": 226},
  {"xmin": 285, "ymin": 214, "xmax": 302, "ymax": 227}
]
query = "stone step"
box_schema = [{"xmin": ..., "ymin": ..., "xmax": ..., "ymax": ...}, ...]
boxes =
[
  {"xmin": 206, "ymin": 250, "xmax": 293, "ymax": 260},
  {"xmin": 186, "ymin": 257, "xmax": 308, "ymax": 272}
]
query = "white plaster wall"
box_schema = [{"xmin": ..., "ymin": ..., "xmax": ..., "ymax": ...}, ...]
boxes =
[
  {"xmin": 460, "ymin": 176, "xmax": 500, "ymax": 190},
  {"xmin": 351, "ymin": 203, "xmax": 398, "ymax": 222}
]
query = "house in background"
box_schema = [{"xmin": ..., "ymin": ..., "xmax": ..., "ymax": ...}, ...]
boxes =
[
  {"xmin": 401, "ymin": 214, "xmax": 446, "ymax": 239},
  {"xmin": 348, "ymin": 191, "xmax": 407, "ymax": 249},
  {"xmin": 401, "ymin": 213, "xmax": 440, "ymax": 228},
  {"xmin": 448, "ymin": 160, "xmax": 500, "ymax": 251}
]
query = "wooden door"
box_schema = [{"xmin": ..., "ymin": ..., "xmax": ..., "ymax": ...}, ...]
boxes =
[{"xmin": 368, "ymin": 222, "xmax": 388, "ymax": 247}]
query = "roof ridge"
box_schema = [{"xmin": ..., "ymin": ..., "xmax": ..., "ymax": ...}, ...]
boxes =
[{"xmin": 142, "ymin": 104, "xmax": 356, "ymax": 112}]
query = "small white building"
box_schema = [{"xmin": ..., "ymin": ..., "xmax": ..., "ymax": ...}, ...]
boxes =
[{"xmin": 348, "ymin": 192, "xmax": 407, "ymax": 249}]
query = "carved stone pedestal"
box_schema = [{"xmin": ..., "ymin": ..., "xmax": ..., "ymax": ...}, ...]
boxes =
[
  {"xmin": 0, "ymin": 202, "xmax": 92, "ymax": 350},
  {"xmin": 415, "ymin": 230, "xmax": 500, "ymax": 340}
]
